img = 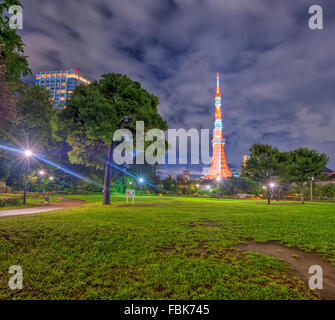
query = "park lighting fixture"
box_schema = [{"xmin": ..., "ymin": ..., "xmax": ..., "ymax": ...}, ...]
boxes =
[
  {"xmin": 270, "ymin": 183, "xmax": 275, "ymax": 188},
  {"xmin": 24, "ymin": 150, "xmax": 32, "ymax": 157},
  {"xmin": 49, "ymin": 176, "xmax": 54, "ymax": 181},
  {"xmin": 39, "ymin": 170, "xmax": 45, "ymax": 176},
  {"xmin": 207, "ymin": 185, "xmax": 211, "ymax": 190},
  {"xmin": 196, "ymin": 184, "xmax": 200, "ymax": 187},
  {"xmin": 216, "ymin": 176, "xmax": 221, "ymax": 182},
  {"xmin": 139, "ymin": 178, "xmax": 144, "ymax": 183}
]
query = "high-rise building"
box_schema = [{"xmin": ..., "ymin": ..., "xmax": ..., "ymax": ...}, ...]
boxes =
[
  {"xmin": 35, "ymin": 68, "xmax": 91, "ymax": 107},
  {"xmin": 205, "ymin": 68, "xmax": 232, "ymax": 180},
  {"xmin": 228, "ymin": 165, "xmax": 239, "ymax": 178},
  {"xmin": 242, "ymin": 155, "xmax": 249, "ymax": 167}
]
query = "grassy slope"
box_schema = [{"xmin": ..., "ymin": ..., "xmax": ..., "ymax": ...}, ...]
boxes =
[{"xmin": 0, "ymin": 194, "xmax": 334, "ymax": 300}]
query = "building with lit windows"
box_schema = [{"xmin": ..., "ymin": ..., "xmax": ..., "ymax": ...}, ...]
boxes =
[{"xmin": 35, "ymin": 68, "xmax": 91, "ymax": 107}]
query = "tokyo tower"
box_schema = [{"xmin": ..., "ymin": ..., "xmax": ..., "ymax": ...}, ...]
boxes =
[{"xmin": 205, "ymin": 67, "xmax": 232, "ymax": 180}]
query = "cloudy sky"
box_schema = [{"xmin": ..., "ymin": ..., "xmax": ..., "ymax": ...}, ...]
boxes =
[{"xmin": 20, "ymin": 0, "xmax": 335, "ymax": 177}]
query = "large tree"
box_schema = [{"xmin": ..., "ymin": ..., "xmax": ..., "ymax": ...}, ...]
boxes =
[
  {"xmin": 0, "ymin": 0, "xmax": 31, "ymax": 124},
  {"xmin": 0, "ymin": 0, "xmax": 31, "ymax": 181},
  {"xmin": 242, "ymin": 143, "xmax": 284, "ymax": 204},
  {"xmin": 285, "ymin": 147, "xmax": 328, "ymax": 204},
  {"xmin": 0, "ymin": 85, "xmax": 57, "ymax": 183},
  {"xmin": 60, "ymin": 73, "xmax": 167, "ymax": 205}
]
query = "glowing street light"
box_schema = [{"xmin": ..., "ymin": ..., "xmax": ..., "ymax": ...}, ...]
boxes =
[
  {"xmin": 270, "ymin": 182, "xmax": 275, "ymax": 188},
  {"xmin": 49, "ymin": 176, "xmax": 54, "ymax": 181},
  {"xmin": 24, "ymin": 149, "xmax": 32, "ymax": 157},
  {"xmin": 38, "ymin": 170, "xmax": 45, "ymax": 176},
  {"xmin": 207, "ymin": 185, "xmax": 211, "ymax": 190}
]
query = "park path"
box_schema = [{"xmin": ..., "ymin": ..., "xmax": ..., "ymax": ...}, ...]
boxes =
[
  {"xmin": 0, "ymin": 196, "xmax": 85, "ymax": 218},
  {"xmin": 237, "ymin": 240, "xmax": 335, "ymax": 300}
]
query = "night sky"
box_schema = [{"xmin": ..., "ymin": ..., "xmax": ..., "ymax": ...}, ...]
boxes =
[{"xmin": 20, "ymin": 0, "xmax": 335, "ymax": 177}]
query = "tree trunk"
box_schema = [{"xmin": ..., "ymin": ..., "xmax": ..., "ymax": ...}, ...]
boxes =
[
  {"xmin": 103, "ymin": 143, "xmax": 113, "ymax": 205},
  {"xmin": 300, "ymin": 184, "xmax": 305, "ymax": 204},
  {"xmin": 310, "ymin": 179, "xmax": 313, "ymax": 203},
  {"xmin": 267, "ymin": 184, "xmax": 271, "ymax": 205}
]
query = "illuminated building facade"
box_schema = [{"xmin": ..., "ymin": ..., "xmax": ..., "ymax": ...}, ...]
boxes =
[
  {"xmin": 205, "ymin": 68, "xmax": 232, "ymax": 180},
  {"xmin": 35, "ymin": 68, "xmax": 91, "ymax": 107}
]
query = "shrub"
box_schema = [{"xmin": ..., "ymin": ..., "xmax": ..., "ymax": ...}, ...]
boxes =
[{"xmin": 0, "ymin": 197, "xmax": 21, "ymax": 207}]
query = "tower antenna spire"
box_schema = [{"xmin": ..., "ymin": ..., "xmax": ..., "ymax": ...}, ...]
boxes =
[{"xmin": 216, "ymin": 65, "xmax": 220, "ymax": 96}]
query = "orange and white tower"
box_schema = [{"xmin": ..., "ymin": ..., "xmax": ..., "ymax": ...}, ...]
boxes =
[{"xmin": 205, "ymin": 67, "xmax": 232, "ymax": 180}]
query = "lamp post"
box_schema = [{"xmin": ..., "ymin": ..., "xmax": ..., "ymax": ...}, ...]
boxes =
[
  {"xmin": 139, "ymin": 178, "xmax": 144, "ymax": 191},
  {"xmin": 38, "ymin": 170, "xmax": 46, "ymax": 195},
  {"xmin": 216, "ymin": 176, "xmax": 221, "ymax": 200},
  {"xmin": 310, "ymin": 176, "xmax": 314, "ymax": 203},
  {"xmin": 23, "ymin": 150, "xmax": 32, "ymax": 204},
  {"xmin": 270, "ymin": 182, "xmax": 275, "ymax": 199}
]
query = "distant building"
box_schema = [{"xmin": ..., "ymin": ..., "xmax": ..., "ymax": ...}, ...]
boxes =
[
  {"xmin": 242, "ymin": 155, "xmax": 249, "ymax": 167},
  {"xmin": 182, "ymin": 170, "xmax": 191, "ymax": 182},
  {"xmin": 228, "ymin": 165, "xmax": 239, "ymax": 178},
  {"xmin": 35, "ymin": 68, "xmax": 91, "ymax": 108}
]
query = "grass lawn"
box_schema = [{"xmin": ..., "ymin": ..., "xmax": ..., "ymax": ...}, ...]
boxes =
[{"xmin": 0, "ymin": 194, "xmax": 334, "ymax": 300}]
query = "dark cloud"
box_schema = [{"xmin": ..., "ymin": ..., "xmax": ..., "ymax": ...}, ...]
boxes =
[{"xmin": 19, "ymin": 0, "xmax": 335, "ymax": 176}]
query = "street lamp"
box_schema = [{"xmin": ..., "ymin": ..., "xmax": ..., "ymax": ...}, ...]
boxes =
[
  {"xmin": 216, "ymin": 176, "xmax": 221, "ymax": 200},
  {"xmin": 38, "ymin": 170, "xmax": 46, "ymax": 195},
  {"xmin": 23, "ymin": 150, "xmax": 32, "ymax": 204},
  {"xmin": 269, "ymin": 182, "xmax": 275, "ymax": 200},
  {"xmin": 24, "ymin": 150, "xmax": 32, "ymax": 157},
  {"xmin": 138, "ymin": 178, "xmax": 144, "ymax": 191},
  {"xmin": 49, "ymin": 176, "xmax": 54, "ymax": 181}
]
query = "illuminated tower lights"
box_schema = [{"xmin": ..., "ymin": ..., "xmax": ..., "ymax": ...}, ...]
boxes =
[{"xmin": 205, "ymin": 67, "xmax": 232, "ymax": 180}]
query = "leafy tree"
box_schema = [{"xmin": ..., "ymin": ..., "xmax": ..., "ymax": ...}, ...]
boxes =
[
  {"xmin": 285, "ymin": 147, "xmax": 328, "ymax": 204},
  {"xmin": 0, "ymin": 85, "xmax": 57, "ymax": 186},
  {"xmin": 0, "ymin": 0, "xmax": 31, "ymax": 181},
  {"xmin": 60, "ymin": 73, "xmax": 167, "ymax": 205},
  {"xmin": 242, "ymin": 143, "xmax": 284, "ymax": 204},
  {"xmin": 0, "ymin": 0, "xmax": 30, "ymax": 80}
]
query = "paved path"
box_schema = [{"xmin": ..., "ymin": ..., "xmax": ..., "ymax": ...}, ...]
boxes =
[{"xmin": 0, "ymin": 196, "xmax": 85, "ymax": 218}]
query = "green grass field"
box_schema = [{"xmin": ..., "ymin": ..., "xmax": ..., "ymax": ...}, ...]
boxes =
[{"xmin": 0, "ymin": 194, "xmax": 334, "ymax": 300}]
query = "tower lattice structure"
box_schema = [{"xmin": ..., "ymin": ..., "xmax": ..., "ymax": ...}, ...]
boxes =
[{"xmin": 205, "ymin": 68, "xmax": 232, "ymax": 180}]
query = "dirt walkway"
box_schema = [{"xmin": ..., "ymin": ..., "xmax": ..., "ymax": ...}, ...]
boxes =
[
  {"xmin": 237, "ymin": 241, "xmax": 335, "ymax": 300},
  {"xmin": 0, "ymin": 196, "xmax": 85, "ymax": 218}
]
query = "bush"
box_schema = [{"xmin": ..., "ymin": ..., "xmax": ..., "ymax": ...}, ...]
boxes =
[{"xmin": 0, "ymin": 197, "xmax": 21, "ymax": 207}]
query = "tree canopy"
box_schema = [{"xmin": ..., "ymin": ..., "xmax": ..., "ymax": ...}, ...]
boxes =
[{"xmin": 60, "ymin": 73, "xmax": 167, "ymax": 204}]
